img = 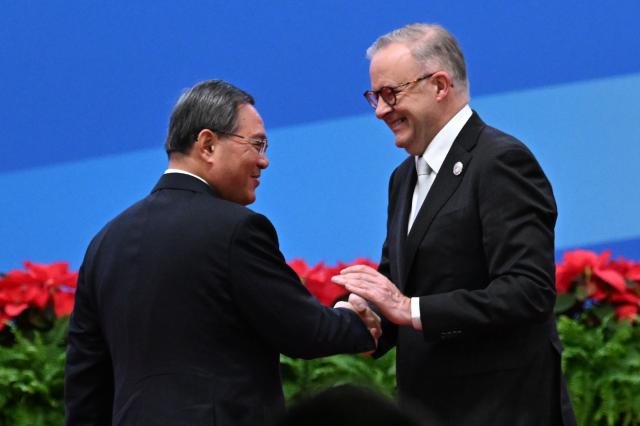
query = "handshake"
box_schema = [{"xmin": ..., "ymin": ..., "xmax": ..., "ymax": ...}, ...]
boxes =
[
  {"xmin": 334, "ymin": 293, "xmax": 382, "ymax": 348},
  {"xmin": 331, "ymin": 264, "xmax": 415, "ymax": 349}
]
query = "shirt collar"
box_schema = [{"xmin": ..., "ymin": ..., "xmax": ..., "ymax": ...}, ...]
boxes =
[
  {"xmin": 164, "ymin": 168, "xmax": 210, "ymax": 186},
  {"xmin": 418, "ymin": 104, "xmax": 472, "ymax": 174}
]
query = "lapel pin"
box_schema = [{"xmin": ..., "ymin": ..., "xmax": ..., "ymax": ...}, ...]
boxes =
[{"xmin": 453, "ymin": 161, "xmax": 463, "ymax": 176}]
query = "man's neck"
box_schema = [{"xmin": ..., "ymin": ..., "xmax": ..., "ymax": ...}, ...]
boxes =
[{"xmin": 167, "ymin": 156, "xmax": 209, "ymax": 186}]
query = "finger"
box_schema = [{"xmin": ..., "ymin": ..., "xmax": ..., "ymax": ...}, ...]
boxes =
[
  {"xmin": 343, "ymin": 286, "xmax": 375, "ymax": 303},
  {"xmin": 333, "ymin": 274, "xmax": 376, "ymax": 291},
  {"xmin": 330, "ymin": 275, "xmax": 346, "ymax": 286},
  {"xmin": 342, "ymin": 272, "xmax": 390, "ymax": 290},
  {"xmin": 333, "ymin": 301, "xmax": 352, "ymax": 310},
  {"xmin": 369, "ymin": 327, "xmax": 381, "ymax": 340},
  {"xmin": 348, "ymin": 293, "xmax": 368, "ymax": 313},
  {"xmin": 369, "ymin": 309, "xmax": 381, "ymax": 324},
  {"xmin": 349, "ymin": 286, "xmax": 381, "ymax": 302},
  {"xmin": 339, "ymin": 264, "xmax": 376, "ymax": 275}
]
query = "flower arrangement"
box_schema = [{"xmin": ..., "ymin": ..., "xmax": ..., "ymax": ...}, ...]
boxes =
[
  {"xmin": 555, "ymin": 249, "xmax": 640, "ymax": 322},
  {"xmin": 287, "ymin": 257, "xmax": 378, "ymax": 307},
  {"xmin": 0, "ymin": 261, "xmax": 77, "ymax": 425},
  {"xmin": 0, "ymin": 261, "xmax": 77, "ymax": 333},
  {"xmin": 0, "ymin": 252, "xmax": 638, "ymax": 425},
  {"xmin": 554, "ymin": 250, "xmax": 640, "ymax": 425}
]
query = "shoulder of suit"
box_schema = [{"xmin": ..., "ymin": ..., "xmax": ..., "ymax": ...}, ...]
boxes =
[{"xmin": 474, "ymin": 123, "xmax": 534, "ymax": 158}]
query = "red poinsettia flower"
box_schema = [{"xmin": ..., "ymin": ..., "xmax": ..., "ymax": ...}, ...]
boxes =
[
  {"xmin": 22, "ymin": 261, "xmax": 78, "ymax": 288},
  {"xmin": 611, "ymin": 258, "xmax": 640, "ymax": 283},
  {"xmin": 0, "ymin": 261, "xmax": 78, "ymax": 329},
  {"xmin": 627, "ymin": 265, "xmax": 640, "ymax": 282},
  {"xmin": 287, "ymin": 258, "xmax": 380, "ymax": 307},
  {"xmin": 0, "ymin": 276, "xmax": 49, "ymax": 317},
  {"xmin": 555, "ymin": 250, "xmax": 601, "ymax": 294},
  {"xmin": 584, "ymin": 279, "xmax": 608, "ymax": 302},
  {"xmin": 555, "ymin": 249, "xmax": 640, "ymax": 323},
  {"xmin": 4, "ymin": 302, "xmax": 28, "ymax": 317},
  {"xmin": 615, "ymin": 303, "xmax": 638, "ymax": 322},
  {"xmin": 303, "ymin": 262, "xmax": 348, "ymax": 306},
  {"xmin": 610, "ymin": 291, "xmax": 640, "ymax": 305},
  {"xmin": 52, "ymin": 290, "xmax": 76, "ymax": 317},
  {"xmin": 288, "ymin": 259, "xmax": 310, "ymax": 281},
  {"xmin": 592, "ymin": 265, "xmax": 627, "ymax": 294}
]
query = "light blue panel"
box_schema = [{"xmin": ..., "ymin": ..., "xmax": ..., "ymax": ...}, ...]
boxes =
[
  {"xmin": 0, "ymin": 116, "xmax": 406, "ymax": 271},
  {"xmin": 474, "ymin": 72, "xmax": 640, "ymax": 249},
  {"xmin": 259, "ymin": 72, "xmax": 640, "ymax": 263},
  {"xmin": 253, "ymin": 116, "xmax": 406, "ymax": 265},
  {"xmin": 0, "ymin": 151, "xmax": 166, "ymax": 271},
  {"xmin": 1, "ymin": 73, "xmax": 639, "ymax": 271}
]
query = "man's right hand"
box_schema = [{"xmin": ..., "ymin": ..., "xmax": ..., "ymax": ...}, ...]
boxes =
[{"xmin": 335, "ymin": 293, "xmax": 382, "ymax": 347}]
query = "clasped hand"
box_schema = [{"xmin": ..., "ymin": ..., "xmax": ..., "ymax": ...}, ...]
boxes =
[
  {"xmin": 335, "ymin": 293, "xmax": 382, "ymax": 347},
  {"xmin": 332, "ymin": 265, "xmax": 412, "ymax": 327}
]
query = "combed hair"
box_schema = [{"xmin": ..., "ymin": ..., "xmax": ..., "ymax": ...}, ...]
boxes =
[
  {"xmin": 164, "ymin": 80, "xmax": 254, "ymax": 155},
  {"xmin": 366, "ymin": 23, "xmax": 468, "ymax": 92}
]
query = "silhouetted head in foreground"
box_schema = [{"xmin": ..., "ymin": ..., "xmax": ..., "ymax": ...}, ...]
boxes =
[{"xmin": 273, "ymin": 385, "xmax": 426, "ymax": 426}]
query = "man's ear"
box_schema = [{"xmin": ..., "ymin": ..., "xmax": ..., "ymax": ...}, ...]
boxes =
[
  {"xmin": 195, "ymin": 129, "xmax": 217, "ymax": 159},
  {"xmin": 433, "ymin": 71, "xmax": 453, "ymax": 100}
]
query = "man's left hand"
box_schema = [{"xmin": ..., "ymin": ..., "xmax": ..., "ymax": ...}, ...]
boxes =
[{"xmin": 332, "ymin": 265, "xmax": 412, "ymax": 327}]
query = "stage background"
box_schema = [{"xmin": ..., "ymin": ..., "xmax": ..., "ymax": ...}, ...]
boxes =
[{"xmin": 1, "ymin": 0, "xmax": 639, "ymax": 271}]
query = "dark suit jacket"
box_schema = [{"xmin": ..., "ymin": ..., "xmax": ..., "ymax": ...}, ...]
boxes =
[
  {"xmin": 65, "ymin": 173, "xmax": 374, "ymax": 426},
  {"xmin": 376, "ymin": 113, "xmax": 576, "ymax": 425}
]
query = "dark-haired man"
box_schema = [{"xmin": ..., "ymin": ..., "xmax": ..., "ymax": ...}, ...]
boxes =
[{"xmin": 65, "ymin": 80, "xmax": 380, "ymax": 426}]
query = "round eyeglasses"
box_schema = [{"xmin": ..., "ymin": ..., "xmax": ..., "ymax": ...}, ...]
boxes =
[
  {"xmin": 363, "ymin": 72, "xmax": 435, "ymax": 109},
  {"xmin": 215, "ymin": 130, "xmax": 268, "ymax": 155}
]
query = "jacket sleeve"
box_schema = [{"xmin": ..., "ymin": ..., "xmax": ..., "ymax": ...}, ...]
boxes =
[
  {"xmin": 65, "ymin": 248, "xmax": 114, "ymax": 426},
  {"xmin": 418, "ymin": 143, "xmax": 558, "ymax": 340},
  {"xmin": 228, "ymin": 213, "xmax": 375, "ymax": 359},
  {"xmin": 372, "ymin": 168, "xmax": 400, "ymax": 357}
]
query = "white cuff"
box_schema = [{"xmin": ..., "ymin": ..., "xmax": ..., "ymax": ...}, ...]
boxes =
[{"xmin": 410, "ymin": 297, "xmax": 422, "ymax": 330}]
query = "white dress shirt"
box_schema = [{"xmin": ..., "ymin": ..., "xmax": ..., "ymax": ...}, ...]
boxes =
[
  {"xmin": 164, "ymin": 168, "xmax": 209, "ymax": 186},
  {"xmin": 410, "ymin": 104, "xmax": 472, "ymax": 330}
]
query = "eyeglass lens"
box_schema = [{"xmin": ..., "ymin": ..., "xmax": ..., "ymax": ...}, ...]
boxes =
[{"xmin": 364, "ymin": 87, "xmax": 397, "ymax": 109}]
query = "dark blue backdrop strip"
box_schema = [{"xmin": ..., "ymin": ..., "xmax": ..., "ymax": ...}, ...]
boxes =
[{"xmin": 2, "ymin": 0, "xmax": 640, "ymax": 172}]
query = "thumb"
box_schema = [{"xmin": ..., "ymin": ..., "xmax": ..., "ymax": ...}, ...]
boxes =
[{"xmin": 348, "ymin": 293, "xmax": 368, "ymax": 313}]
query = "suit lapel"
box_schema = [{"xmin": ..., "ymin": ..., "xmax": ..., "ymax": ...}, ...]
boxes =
[
  {"xmin": 402, "ymin": 112, "xmax": 484, "ymax": 288},
  {"xmin": 393, "ymin": 161, "xmax": 416, "ymax": 292}
]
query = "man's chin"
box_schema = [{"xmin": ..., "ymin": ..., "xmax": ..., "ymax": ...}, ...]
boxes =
[{"xmin": 394, "ymin": 137, "xmax": 413, "ymax": 154}]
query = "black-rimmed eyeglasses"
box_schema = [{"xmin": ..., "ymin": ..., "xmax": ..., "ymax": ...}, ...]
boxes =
[
  {"xmin": 363, "ymin": 72, "xmax": 435, "ymax": 109},
  {"xmin": 215, "ymin": 130, "xmax": 268, "ymax": 155}
]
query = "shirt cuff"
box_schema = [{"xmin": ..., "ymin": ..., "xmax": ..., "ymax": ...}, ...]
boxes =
[{"xmin": 410, "ymin": 297, "xmax": 422, "ymax": 330}]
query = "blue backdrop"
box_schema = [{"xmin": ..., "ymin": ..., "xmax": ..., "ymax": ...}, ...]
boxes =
[{"xmin": 2, "ymin": 0, "xmax": 639, "ymax": 270}]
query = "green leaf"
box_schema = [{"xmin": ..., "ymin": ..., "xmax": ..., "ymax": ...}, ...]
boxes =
[
  {"xmin": 0, "ymin": 318, "xmax": 67, "ymax": 424},
  {"xmin": 558, "ymin": 314, "xmax": 640, "ymax": 425},
  {"xmin": 555, "ymin": 293, "xmax": 577, "ymax": 313}
]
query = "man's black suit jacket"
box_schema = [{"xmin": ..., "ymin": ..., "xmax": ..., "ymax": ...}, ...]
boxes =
[
  {"xmin": 376, "ymin": 113, "xmax": 576, "ymax": 425},
  {"xmin": 65, "ymin": 173, "xmax": 373, "ymax": 426}
]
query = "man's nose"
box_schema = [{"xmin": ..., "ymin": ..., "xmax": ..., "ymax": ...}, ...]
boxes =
[
  {"xmin": 374, "ymin": 97, "xmax": 393, "ymax": 119},
  {"xmin": 258, "ymin": 154, "xmax": 269, "ymax": 169}
]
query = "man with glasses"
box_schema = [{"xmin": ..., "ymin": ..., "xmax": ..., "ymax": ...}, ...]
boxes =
[
  {"xmin": 332, "ymin": 24, "xmax": 576, "ymax": 425},
  {"xmin": 65, "ymin": 80, "xmax": 381, "ymax": 426}
]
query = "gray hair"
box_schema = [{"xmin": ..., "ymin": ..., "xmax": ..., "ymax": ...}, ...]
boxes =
[
  {"xmin": 164, "ymin": 80, "xmax": 255, "ymax": 155},
  {"xmin": 366, "ymin": 23, "xmax": 468, "ymax": 93}
]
